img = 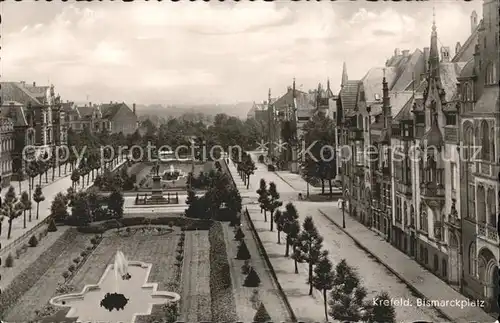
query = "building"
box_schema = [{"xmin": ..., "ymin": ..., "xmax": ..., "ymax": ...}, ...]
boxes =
[
  {"xmin": 340, "ymin": 6, "xmax": 495, "ymax": 309},
  {"xmin": 0, "ymin": 81, "xmax": 63, "ymax": 174},
  {"xmin": 247, "ymin": 101, "xmax": 270, "ymax": 122},
  {"xmin": 0, "ymin": 117, "xmax": 14, "ymax": 187},
  {"xmin": 267, "ymin": 80, "xmax": 335, "ymax": 172},
  {"xmin": 458, "ymin": 1, "xmax": 500, "ymax": 313},
  {"xmin": 67, "ymin": 101, "xmax": 138, "ymax": 135}
]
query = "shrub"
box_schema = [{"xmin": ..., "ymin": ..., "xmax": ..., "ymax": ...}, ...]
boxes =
[
  {"xmin": 73, "ymin": 257, "xmax": 81, "ymax": 264},
  {"xmin": 236, "ymin": 241, "xmax": 251, "ymax": 260},
  {"xmin": 15, "ymin": 248, "xmax": 21, "ymax": 259},
  {"xmin": 5, "ymin": 253, "xmax": 14, "ymax": 267},
  {"xmin": 38, "ymin": 232, "xmax": 44, "ymax": 241},
  {"xmin": 86, "ymin": 246, "xmax": 93, "ymax": 251},
  {"xmin": 62, "ymin": 271, "xmax": 69, "ymax": 279},
  {"xmin": 176, "ymin": 255, "xmax": 184, "ymax": 263},
  {"xmin": 241, "ymin": 260, "xmax": 251, "ymax": 274},
  {"xmin": 208, "ymin": 222, "xmax": 237, "ymax": 322},
  {"xmin": 177, "ymin": 241, "xmax": 184, "ymax": 247},
  {"xmin": 55, "ymin": 284, "xmax": 75, "ymax": 295},
  {"xmin": 234, "ymin": 228, "xmax": 245, "ymax": 241},
  {"xmin": 47, "ymin": 219, "xmax": 57, "ymax": 232},
  {"xmin": 28, "ymin": 235, "xmax": 38, "ymax": 247},
  {"xmin": 21, "ymin": 244, "xmax": 28, "ymax": 252},
  {"xmin": 253, "ymin": 303, "xmax": 271, "ymax": 322},
  {"xmin": 243, "ymin": 267, "xmax": 261, "ymax": 287},
  {"xmin": 68, "ymin": 264, "xmax": 76, "ymax": 272},
  {"xmin": 80, "ymin": 251, "xmax": 87, "ymax": 257}
]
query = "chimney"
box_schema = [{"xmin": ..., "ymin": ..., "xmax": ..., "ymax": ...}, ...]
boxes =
[
  {"xmin": 32, "ymin": 81, "xmax": 36, "ymax": 87},
  {"xmin": 110, "ymin": 100, "xmax": 112, "ymax": 104},
  {"xmin": 287, "ymin": 86, "xmax": 292, "ymax": 91},
  {"xmin": 423, "ymin": 47, "xmax": 430, "ymax": 71},
  {"xmin": 471, "ymin": 11, "xmax": 478, "ymax": 34},
  {"xmin": 402, "ymin": 50, "xmax": 410, "ymax": 57},
  {"xmin": 394, "ymin": 48, "xmax": 401, "ymax": 56},
  {"xmin": 89, "ymin": 102, "xmax": 92, "ymax": 107},
  {"xmin": 133, "ymin": 103, "xmax": 136, "ymax": 115},
  {"xmin": 20, "ymin": 81, "xmax": 25, "ymax": 86},
  {"xmin": 455, "ymin": 42, "xmax": 462, "ymax": 56},
  {"xmin": 263, "ymin": 100, "xmax": 267, "ymax": 105},
  {"xmin": 440, "ymin": 47, "xmax": 450, "ymax": 62}
]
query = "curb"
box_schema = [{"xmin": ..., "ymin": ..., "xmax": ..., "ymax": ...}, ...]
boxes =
[{"xmin": 317, "ymin": 209, "xmax": 456, "ymax": 323}]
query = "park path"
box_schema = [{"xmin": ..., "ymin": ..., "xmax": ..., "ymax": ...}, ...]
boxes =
[{"xmin": 0, "ymin": 156, "xmax": 126, "ymax": 256}]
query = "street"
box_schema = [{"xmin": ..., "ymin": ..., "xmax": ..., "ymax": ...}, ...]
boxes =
[{"xmin": 240, "ymin": 152, "xmax": 445, "ymax": 322}]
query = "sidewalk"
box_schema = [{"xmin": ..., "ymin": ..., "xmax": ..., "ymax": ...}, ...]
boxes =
[
  {"xmin": 318, "ymin": 207, "xmax": 494, "ymax": 323},
  {"xmin": 273, "ymin": 171, "xmax": 341, "ymax": 196},
  {"xmin": 0, "ymin": 156, "xmax": 126, "ymax": 255}
]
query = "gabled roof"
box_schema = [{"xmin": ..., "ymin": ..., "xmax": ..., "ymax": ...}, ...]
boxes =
[
  {"xmin": 391, "ymin": 49, "xmax": 426, "ymax": 92},
  {"xmin": 421, "ymin": 114, "xmax": 444, "ymax": 148},
  {"xmin": 100, "ymin": 102, "xmax": 130, "ymax": 120},
  {"xmin": 340, "ymin": 80, "xmax": 360, "ymax": 117},
  {"xmin": 452, "ymin": 20, "xmax": 481, "ymax": 63},
  {"xmin": 0, "ymin": 82, "xmax": 43, "ymax": 106},
  {"xmin": 360, "ymin": 67, "xmax": 396, "ymax": 105},
  {"xmin": 76, "ymin": 106, "xmax": 95, "ymax": 120},
  {"xmin": 439, "ymin": 62, "xmax": 467, "ymax": 102},
  {"xmin": 393, "ymin": 95, "xmax": 415, "ymax": 123}
]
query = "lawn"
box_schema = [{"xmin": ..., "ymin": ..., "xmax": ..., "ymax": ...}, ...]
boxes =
[{"xmin": 3, "ymin": 226, "xmax": 215, "ymax": 322}]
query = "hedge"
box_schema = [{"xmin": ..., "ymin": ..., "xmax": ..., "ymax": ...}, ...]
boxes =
[
  {"xmin": 76, "ymin": 216, "xmax": 213, "ymax": 234},
  {"xmin": 0, "ymin": 229, "xmax": 78, "ymax": 315},
  {"xmin": 208, "ymin": 222, "xmax": 237, "ymax": 322}
]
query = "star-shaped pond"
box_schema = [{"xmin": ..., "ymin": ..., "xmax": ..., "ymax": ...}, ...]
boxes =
[{"xmin": 49, "ymin": 261, "xmax": 180, "ymax": 323}]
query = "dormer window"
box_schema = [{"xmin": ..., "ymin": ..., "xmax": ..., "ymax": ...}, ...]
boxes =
[{"xmin": 374, "ymin": 94, "xmax": 380, "ymax": 101}]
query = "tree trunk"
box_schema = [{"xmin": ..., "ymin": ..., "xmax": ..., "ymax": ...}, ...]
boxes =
[
  {"xmin": 18, "ymin": 180, "xmax": 21, "ymax": 195},
  {"xmin": 329, "ymin": 179, "xmax": 332, "ymax": 197},
  {"xmin": 87, "ymin": 174, "xmax": 90, "ymax": 186},
  {"xmin": 247, "ymin": 175, "xmax": 250, "ymax": 189},
  {"xmin": 58, "ymin": 164, "xmax": 61, "ymax": 176},
  {"xmin": 285, "ymin": 237, "xmax": 290, "ymax": 256},
  {"xmin": 52, "ymin": 166, "xmax": 55, "ymax": 181},
  {"xmin": 64, "ymin": 163, "xmax": 68, "ymax": 173},
  {"xmin": 308, "ymin": 263, "xmax": 313, "ymax": 295},
  {"xmin": 23, "ymin": 210, "xmax": 26, "ymax": 228},
  {"xmin": 82, "ymin": 178, "xmax": 84, "ymax": 189},
  {"xmin": 0, "ymin": 221, "xmax": 2, "ymax": 236},
  {"xmin": 323, "ymin": 289, "xmax": 328, "ymax": 321},
  {"xmin": 45, "ymin": 171, "xmax": 48, "ymax": 183},
  {"xmin": 321, "ymin": 179, "xmax": 325, "ymax": 194},
  {"xmin": 39, "ymin": 174, "xmax": 42, "ymax": 185},
  {"xmin": 264, "ymin": 210, "xmax": 267, "ymax": 222},
  {"xmin": 270, "ymin": 211, "xmax": 274, "ymax": 231},
  {"xmin": 28, "ymin": 181, "xmax": 32, "ymax": 222},
  {"xmin": 277, "ymin": 229, "xmax": 281, "ymax": 244},
  {"xmin": 7, "ymin": 219, "xmax": 13, "ymax": 239},
  {"xmin": 36, "ymin": 203, "xmax": 40, "ymax": 220}
]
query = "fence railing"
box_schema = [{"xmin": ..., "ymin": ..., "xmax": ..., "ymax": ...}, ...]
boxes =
[{"xmin": 0, "ymin": 215, "xmax": 52, "ymax": 257}]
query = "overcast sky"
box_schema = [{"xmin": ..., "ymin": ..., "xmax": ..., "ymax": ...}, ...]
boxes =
[{"xmin": 1, "ymin": 1, "xmax": 482, "ymax": 106}]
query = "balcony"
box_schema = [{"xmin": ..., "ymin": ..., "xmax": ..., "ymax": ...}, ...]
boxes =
[
  {"xmin": 477, "ymin": 223, "xmax": 498, "ymax": 243},
  {"xmin": 420, "ymin": 182, "xmax": 445, "ymax": 197},
  {"xmin": 478, "ymin": 162, "xmax": 491, "ymax": 177}
]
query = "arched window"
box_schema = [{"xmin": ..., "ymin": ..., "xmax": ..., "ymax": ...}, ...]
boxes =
[
  {"xmin": 358, "ymin": 114, "xmax": 364, "ymax": 131},
  {"xmin": 487, "ymin": 188, "xmax": 496, "ymax": 227},
  {"xmin": 485, "ymin": 63, "xmax": 497, "ymax": 85},
  {"xmin": 469, "ymin": 242, "xmax": 477, "ymax": 277},
  {"xmin": 465, "ymin": 83, "xmax": 473, "ymax": 102},
  {"xmin": 420, "ymin": 210, "xmax": 428, "ymax": 232},
  {"xmin": 490, "ymin": 127, "xmax": 495, "ymax": 162},
  {"xmin": 463, "ymin": 122, "xmax": 474, "ymax": 160},
  {"xmin": 480, "ymin": 121, "xmax": 490, "ymax": 160}
]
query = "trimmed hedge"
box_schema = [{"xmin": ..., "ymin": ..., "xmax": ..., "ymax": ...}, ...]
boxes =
[
  {"xmin": 77, "ymin": 216, "xmax": 213, "ymax": 234},
  {"xmin": 0, "ymin": 229, "xmax": 78, "ymax": 315},
  {"xmin": 208, "ymin": 222, "xmax": 237, "ymax": 322}
]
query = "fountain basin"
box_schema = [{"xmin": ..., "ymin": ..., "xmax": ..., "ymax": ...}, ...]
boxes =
[{"xmin": 49, "ymin": 261, "xmax": 180, "ymax": 323}]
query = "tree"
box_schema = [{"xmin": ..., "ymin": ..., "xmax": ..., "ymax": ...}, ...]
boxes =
[
  {"xmin": 312, "ymin": 253, "xmax": 335, "ymax": 321},
  {"xmin": 51, "ymin": 192, "xmax": 69, "ymax": 223},
  {"xmin": 108, "ymin": 190, "xmax": 124, "ymax": 218},
  {"xmin": 366, "ymin": 291, "xmax": 396, "ymax": 323},
  {"xmin": 253, "ymin": 303, "xmax": 271, "ymax": 323},
  {"xmin": 243, "ymin": 267, "xmax": 261, "ymax": 287},
  {"xmin": 32, "ymin": 185, "xmax": 45, "ymax": 221},
  {"xmin": 71, "ymin": 169, "xmax": 80, "ymax": 189},
  {"xmin": 329, "ymin": 259, "xmax": 369, "ymax": 322},
  {"xmin": 15, "ymin": 168, "xmax": 24, "ymax": 195},
  {"xmin": 296, "ymin": 216, "xmax": 324, "ymax": 295},
  {"xmin": 274, "ymin": 209, "xmax": 285, "ymax": 244},
  {"xmin": 1, "ymin": 186, "xmax": 24, "ymax": 239},
  {"xmin": 282, "ymin": 203, "xmax": 299, "ymax": 256},
  {"xmin": 20, "ymin": 191, "xmax": 31, "ymax": 229},
  {"xmin": 234, "ymin": 227, "xmax": 245, "ymax": 241},
  {"xmin": 236, "ymin": 241, "xmax": 251, "ymax": 260},
  {"xmin": 243, "ymin": 155, "xmax": 256, "ymax": 189},
  {"xmin": 185, "ymin": 189, "xmax": 196, "ymax": 205},
  {"xmin": 256, "ymin": 179, "xmax": 269, "ymax": 220},
  {"xmin": 72, "ymin": 192, "xmax": 92, "ymax": 226},
  {"xmin": 66, "ymin": 187, "xmax": 76, "ymax": 206},
  {"xmin": 267, "ymin": 182, "xmax": 282, "ymax": 231}
]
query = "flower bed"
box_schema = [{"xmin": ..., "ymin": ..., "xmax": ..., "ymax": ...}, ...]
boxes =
[
  {"xmin": 0, "ymin": 229, "xmax": 78, "ymax": 315},
  {"xmin": 209, "ymin": 222, "xmax": 238, "ymax": 322},
  {"xmin": 76, "ymin": 216, "xmax": 213, "ymax": 234}
]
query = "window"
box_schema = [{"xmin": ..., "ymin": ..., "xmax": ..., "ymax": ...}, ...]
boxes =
[
  {"xmin": 445, "ymin": 113, "xmax": 456, "ymax": 126},
  {"xmin": 491, "ymin": 127, "xmax": 496, "ymax": 162},
  {"xmin": 420, "ymin": 210, "xmax": 428, "ymax": 232},
  {"xmin": 374, "ymin": 93, "xmax": 380, "ymax": 101},
  {"xmin": 424, "ymin": 248, "xmax": 429, "ymax": 264},
  {"xmin": 480, "ymin": 121, "xmax": 490, "ymax": 160},
  {"xmin": 450, "ymin": 162, "xmax": 456, "ymax": 190},
  {"xmin": 434, "ymin": 255, "xmax": 439, "ymax": 271},
  {"xmin": 469, "ymin": 242, "xmax": 477, "ymax": 277},
  {"xmin": 396, "ymin": 198, "xmax": 402, "ymax": 223},
  {"xmin": 410, "ymin": 206, "xmax": 415, "ymax": 227},
  {"xmin": 468, "ymin": 184, "xmax": 475, "ymax": 219},
  {"xmin": 416, "ymin": 113, "xmax": 425, "ymax": 124},
  {"xmin": 485, "ymin": 63, "xmax": 497, "ymax": 85}
]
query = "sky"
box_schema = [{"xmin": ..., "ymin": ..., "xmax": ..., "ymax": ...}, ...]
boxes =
[{"xmin": 1, "ymin": 1, "xmax": 482, "ymax": 106}]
